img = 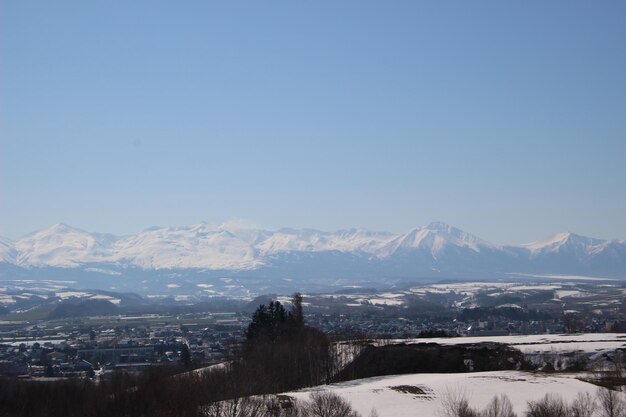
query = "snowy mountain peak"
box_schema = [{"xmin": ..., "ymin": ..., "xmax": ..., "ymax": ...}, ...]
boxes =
[
  {"xmin": 377, "ymin": 223, "xmax": 493, "ymax": 259},
  {"xmin": 426, "ymin": 222, "xmax": 490, "ymax": 246},
  {"xmin": 15, "ymin": 223, "xmax": 114, "ymax": 267},
  {"xmin": 425, "ymin": 221, "xmax": 455, "ymax": 232},
  {"xmin": 522, "ymin": 232, "xmax": 605, "ymax": 253},
  {"xmin": 190, "ymin": 222, "xmax": 209, "ymax": 230},
  {"xmin": 1, "ymin": 222, "xmax": 624, "ymax": 279},
  {"xmin": 41, "ymin": 222, "xmax": 82, "ymax": 234}
]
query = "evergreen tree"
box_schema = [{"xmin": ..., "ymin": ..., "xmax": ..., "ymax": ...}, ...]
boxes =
[
  {"xmin": 180, "ymin": 344, "xmax": 191, "ymax": 368},
  {"xmin": 291, "ymin": 292, "xmax": 304, "ymax": 327}
]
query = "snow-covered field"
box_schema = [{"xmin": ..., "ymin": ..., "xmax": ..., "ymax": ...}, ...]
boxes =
[
  {"xmin": 388, "ymin": 332, "xmax": 626, "ymax": 355},
  {"xmin": 310, "ymin": 279, "xmax": 624, "ymax": 310},
  {"xmin": 287, "ymin": 371, "xmax": 622, "ymax": 417}
]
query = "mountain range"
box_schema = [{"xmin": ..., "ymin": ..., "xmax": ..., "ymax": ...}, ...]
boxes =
[{"xmin": 0, "ymin": 222, "xmax": 625, "ymax": 294}]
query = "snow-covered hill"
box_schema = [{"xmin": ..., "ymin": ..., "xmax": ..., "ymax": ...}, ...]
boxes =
[
  {"xmin": 286, "ymin": 333, "xmax": 626, "ymax": 417},
  {"xmin": 1, "ymin": 222, "xmax": 625, "ymax": 280},
  {"xmin": 286, "ymin": 371, "xmax": 616, "ymax": 417}
]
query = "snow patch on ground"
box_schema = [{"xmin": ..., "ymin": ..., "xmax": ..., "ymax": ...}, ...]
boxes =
[
  {"xmin": 56, "ymin": 291, "xmax": 92, "ymax": 299},
  {"xmin": 555, "ymin": 290, "xmax": 586, "ymax": 299},
  {"xmin": 89, "ymin": 294, "xmax": 121, "ymax": 305}
]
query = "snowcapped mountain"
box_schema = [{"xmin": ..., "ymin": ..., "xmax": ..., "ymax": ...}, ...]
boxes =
[
  {"xmin": 0, "ymin": 236, "xmax": 16, "ymax": 264},
  {"xmin": 256, "ymin": 227, "xmax": 394, "ymax": 256},
  {"xmin": 521, "ymin": 232, "xmax": 606, "ymax": 256},
  {"xmin": 377, "ymin": 222, "xmax": 499, "ymax": 259},
  {"xmin": 110, "ymin": 223, "xmax": 263, "ymax": 270},
  {"xmin": 516, "ymin": 232, "xmax": 626, "ymax": 276},
  {"xmin": 15, "ymin": 223, "xmax": 117, "ymax": 268},
  {"xmin": 1, "ymin": 222, "xmax": 625, "ymax": 281}
]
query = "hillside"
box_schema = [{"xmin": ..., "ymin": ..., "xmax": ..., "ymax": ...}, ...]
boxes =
[{"xmin": 287, "ymin": 371, "xmax": 615, "ymax": 417}]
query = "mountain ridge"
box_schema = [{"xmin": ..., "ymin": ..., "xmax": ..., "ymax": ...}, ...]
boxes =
[{"xmin": 1, "ymin": 222, "xmax": 625, "ymax": 281}]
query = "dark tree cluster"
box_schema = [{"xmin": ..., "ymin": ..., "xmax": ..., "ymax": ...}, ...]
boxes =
[
  {"xmin": 240, "ymin": 293, "xmax": 332, "ymax": 393},
  {"xmin": 418, "ymin": 329, "xmax": 451, "ymax": 338}
]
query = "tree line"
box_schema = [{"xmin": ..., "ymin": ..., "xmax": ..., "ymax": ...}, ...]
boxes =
[{"xmin": 440, "ymin": 388, "xmax": 625, "ymax": 417}]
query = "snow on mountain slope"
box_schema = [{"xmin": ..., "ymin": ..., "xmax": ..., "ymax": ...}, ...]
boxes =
[
  {"xmin": 15, "ymin": 223, "xmax": 117, "ymax": 267},
  {"xmin": 521, "ymin": 232, "xmax": 606, "ymax": 256},
  {"xmin": 256, "ymin": 228, "xmax": 394, "ymax": 255},
  {"xmin": 0, "ymin": 236, "xmax": 16, "ymax": 263},
  {"xmin": 3, "ymin": 222, "xmax": 625, "ymax": 277},
  {"xmin": 378, "ymin": 222, "xmax": 497, "ymax": 259},
  {"xmin": 589, "ymin": 239, "xmax": 626, "ymax": 257},
  {"xmin": 110, "ymin": 223, "xmax": 263, "ymax": 270},
  {"xmin": 518, "ymin": 232, "xmax": 626, "ymax": 276}
]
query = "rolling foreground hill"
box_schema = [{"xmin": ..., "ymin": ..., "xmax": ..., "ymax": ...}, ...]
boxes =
[{"xmin": 0, "ymin": 222, "xmax": 625, "ymax": 292}]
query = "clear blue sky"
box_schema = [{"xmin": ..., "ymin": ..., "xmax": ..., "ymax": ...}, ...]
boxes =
[{"xmin": 1, "ymin": 1, "xmax": 625, "ymax": 244}]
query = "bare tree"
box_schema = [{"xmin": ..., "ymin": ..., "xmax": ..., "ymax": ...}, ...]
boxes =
[
  {"xmin": 483, "ymin": 394, "xmax": 517, "ymax": 417},
  {"xmin": 569, "ymin": 392, "xmax": 596, "ymax": 417},
  {"xmin": 525, "ymin": 393, "xmax": 568, "ymax": 417},
  {"xmin": 610, "ymin": 352, "xmax": 625, "ymax": 380},
  {"xmin": 199, "ymin": 397, "xmax": 266, "ymax": 417},
  {"xmin": 563, "ymin": 312, "xmax": 586, "ymax": 334},
  {"xmin": 301, "ymin": 391, "xmax": 360, "ymax": 417},
  {"xmin": 597, "ymin": 388, "xmax": 626, "ymax": 417},
  {"xmin": 439, "ymin": 387, "xmax": 481, "ymax": 417},
  {"xmin": 263, "ymin": 395, "xmax": 304, "ymax": 417}
]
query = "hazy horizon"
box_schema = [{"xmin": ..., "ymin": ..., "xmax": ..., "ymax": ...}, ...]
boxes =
[{"xmin": 2, "ymin": 219, "xmax": 625, "ymax": 247}]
